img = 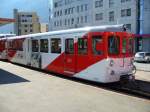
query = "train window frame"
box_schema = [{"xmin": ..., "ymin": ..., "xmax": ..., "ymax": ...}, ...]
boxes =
[
  {"xmin": 40, "ymin": 39, "xmax": 49, "ymax": 53},
  {"xmin": 128, "ymin": 38, "xmax": 134, "ymax": 54},
  {"xmin": 92, "ymin": 36, "xmax": 103, "ymax": 55},
  {"xmin": 78, "ymin": 37, "xmax": 88, "ymax": 55},
  {"xmin": 17, "ymin": 39, "xmax": 23, "ymax": 51},
  {"xmin": 108, "ymin": 35, "xmax": 120, "ymax": 55},
  {"xmin": 51, "ymin": 38, "xmax": 61, "ymax": 54},
  {"xmin": 32, "ymin": 40, "xmax": 39, "ymax": 52},
  {"xmin": 65, "ymin": 38, "xmax": 74, "ymax": 54},
  {"xmin": 122, "ymin": 38, "xmax": 127, "ymax": 54}
]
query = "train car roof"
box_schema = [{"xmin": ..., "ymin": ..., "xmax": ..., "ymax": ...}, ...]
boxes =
[
  {"xmin": 0, "ymin": 34, "xmax": 15, "ymax": 37},
  {"xmin": 7, "ymin": 24, "xmax": 126, "ymax": 40}
]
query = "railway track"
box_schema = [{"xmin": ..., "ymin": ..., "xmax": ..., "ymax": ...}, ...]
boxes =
[{"xmin": 107, "ymin": 80, "xmax": 150, "ymax": 100}]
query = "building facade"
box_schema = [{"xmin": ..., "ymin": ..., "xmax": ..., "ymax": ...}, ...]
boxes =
[
  {"xmin": 50, "ymin": 0, "xmax": 139, "ymax": 33},
  {"xmin": 14, "ymin": 9, "xmax": 40, "ymax": 35},
  {"xmin": 49, "ymin": 0, "xmax": 93, "ymax": 31},
  {"xmin": 93, "ymin": 0, "xmax": 138, "ymax": 33}
]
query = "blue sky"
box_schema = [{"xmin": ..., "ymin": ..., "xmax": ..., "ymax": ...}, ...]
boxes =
[{"xmin": 0, "ymin": 0, "xmax": 51, "ymax": 33}]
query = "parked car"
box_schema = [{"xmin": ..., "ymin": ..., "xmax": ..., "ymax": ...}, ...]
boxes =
[{"xmin": 134, "ymin": 52, "xmax": 150, "ymax": 63}]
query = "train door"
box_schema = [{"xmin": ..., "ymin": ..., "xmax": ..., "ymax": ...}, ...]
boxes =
[
  {"xmin": 30, "ymin": 37, "xmax": 41, "ymax": 68},
  {"xmin": 90, "ymin": 32, "xmax": 104, "ymax": 60},
  {"xmin": 76, "ymin": 36, "xmax": 89, "ymax": 73},
  {"xmin": 64, "ymin": 38, "xmax": 76, "ymax": 75}
]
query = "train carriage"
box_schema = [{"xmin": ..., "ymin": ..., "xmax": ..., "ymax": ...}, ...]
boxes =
[
  {"xmin": 0, "ymin": 37, "xmax": 7, "ymax": 60},
  {"xmin": 0, "ymin": 34, "xmax": 15, "ymax": 60},
  {"xmin": 6, "ymin": 25, "xmax": 135, "ymax": 83}
]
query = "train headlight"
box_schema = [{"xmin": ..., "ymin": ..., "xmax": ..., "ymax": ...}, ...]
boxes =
[{"xmin": 109, "ymin": 60, "xmax": 114, "ymax": 67}]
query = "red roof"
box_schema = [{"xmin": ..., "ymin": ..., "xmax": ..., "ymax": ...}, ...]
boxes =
[{"xmin": 0, "ymin": 18, "xmax": 15, "ymax": 26}]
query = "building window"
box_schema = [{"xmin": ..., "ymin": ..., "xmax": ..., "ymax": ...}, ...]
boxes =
[
  {"xmin": 81, "ymin": 5, "xmax": 84, "ymax": 12},
  {"xmin": 81, "ymin": 16, "xmax": 83, "ymax": 23},
  {"xmin": 40, "ymin": 39, "xmax": 48, "ymax": 53},
  {"xmin": 64, "ymin": 19, "xmax": 67, "ymax": 26},
  {"xmin": 54, "ymin": 12, "xmax": 56, "ymax": 17},
  {"xmin": 32, "ymin": 40, "xmax": 39, "ymax": 52},
  {"xmin": 109, "ymin": 0, "xmax": 114, "ymax": 8},
  {"xmin": 68, "ymin": 19, "xmax": 70, "ymax": 26},
  {"xmin": 60, "ymin": 10, "xmax": 62, "ymax": 16},
  {"xmin": 54, "ymin": 2, "xmax": 58, "ymax": 8},
  {"xmin": 54, "ymin": 21, "xmax": 56, "ymax": 27},
  {"xmin": 77, "ymin": 17, "xmax": 79, "ymax": 24},
  {"xmin": 25, "ymin": 29, "xmax": 28, "ymax": 32},
  {"xmin": 95, "ymin": 13, "xmax": 103, "ymax": 21},
  {"xmin": 71, "ymin": 18, "xmax": 74, "ymax": 24},
  {"xmin": 121, "ymin": 9, "xmax": 126, "ymax": 17},
  {"xmin": 85, "ymin": 16, "xmax": 87, "ymax": 23},
  {"xmin": 95, "ymin": 0, "xmax": 103, "ymax": 8},
  {"xmin": 121, "ymin": 9, "xmax": 131, "ymax": 17},
  {"xmin": 77, "ymin": 6, "xmax": 79, "ymax": 13},
  {"xmin": 127, "ymin": 9, "xmax": 131, "ymax": 16},
  {"xmin": 60, "ymin": 20, "xmax": 62, "ymax": 26},
  {"xmin": 121, "ymin": 0, "xmax": 131, "ymax": 3},
  {"xmin": 78, "ymin": 38, "xmax": 88, "ymax": 54},
  {"xmin": 57, "ymin": 11, "xmax": 59, "ymax": 16},
  {"xmin": 125, "ymin": 24, "xmax": 131, "ymax": 31},
  {"xmin": 51, "ymin": 38, "xmax": 61, "ymax": 53},
  {"xmin": 30, "ymin": 29, "xmax": 33, "ymax": 32},
  {"xmin": 85, "ymin": 4, "xmax": 88, "ymax": 11},
  {"xmin": 65, "ymin": 9, "xmax": 67, "ymax": 15},
  {"xmin": 71, "ymin": 7, "xmax": 74, "ymax": 14},
  {"xmin": 24, "ymin": 25, "xmax": 28, "ymax": 27},
  {"xmin": 109, "ymin": 11, "xmax": 114, "ymax": 22}
]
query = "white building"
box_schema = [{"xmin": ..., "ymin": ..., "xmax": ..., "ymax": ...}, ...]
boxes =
[
  {"xmin": 49, "ymin": 0, "xmax": 150, "ymax": 35},
  {"xmin": 93, "ymin": 0, "xmax": 138, "ymax": 33},
  {"xmin": 49, "ymin": 0, "xmax": 93, "ymax": 31}
]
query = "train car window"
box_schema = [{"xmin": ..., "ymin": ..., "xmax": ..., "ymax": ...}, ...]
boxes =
[
  {"xmin": 92, "ymin": 36, "xmax": 103, "ymax": 55},
  {"xmin": 128, "ymin": 38, "xmax": 134, "ymax": 54},
  {"xmin": 65, "ymin": 39, "xmax": 74, "ymax": 54},
  {"xmin": 78, "ymin": 38, "xmax": 87, "ymax": 54},
  {"xmin": 108, "ymin": 36, "xmax": 120, "ymax": 54},
  {"xmin": 32, "ymin": 40, "xmax": 39, "ymax": 52},
  {"xmin": 17, "ymin": 39, "xmax": 23, "ymax": 51},
  {"xmin": 8, "ymin": 41, "xmax": 13, "ymax": 50},
  {"xmin": 122, "ymin": 38, "xmax": 127, "ymax": 53},
  {"xmin": 51, "ymin": 38, "xmax": 61, "ymax": 53},
  {"xmin": 40, "ymin": 39, "xmax": 48, "ymax": 53}
]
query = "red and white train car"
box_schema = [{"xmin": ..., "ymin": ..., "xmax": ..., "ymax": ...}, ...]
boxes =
[
  {"xmin": 0, "ymin": 37, "xmax": 7, "ymax": 60},
  {"xmin": 0, "ymin": 34, "xmax": 15, "ymax": 60},
  {"xmin": 6, "ymin": 25, "xmax": 134, "ymax": 83}
]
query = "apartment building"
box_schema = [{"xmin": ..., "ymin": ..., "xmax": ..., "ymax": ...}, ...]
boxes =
[
  {"xmin": 50, "ymin": 0, "xmax": 139, "ymax": 33},
  {"xmin": 93, "ymin": 0, "xmax": 138, "ymax": 33},
  {"xmin": 14, "ymin": 9, "xmax": 40, "ymax": 35}
]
